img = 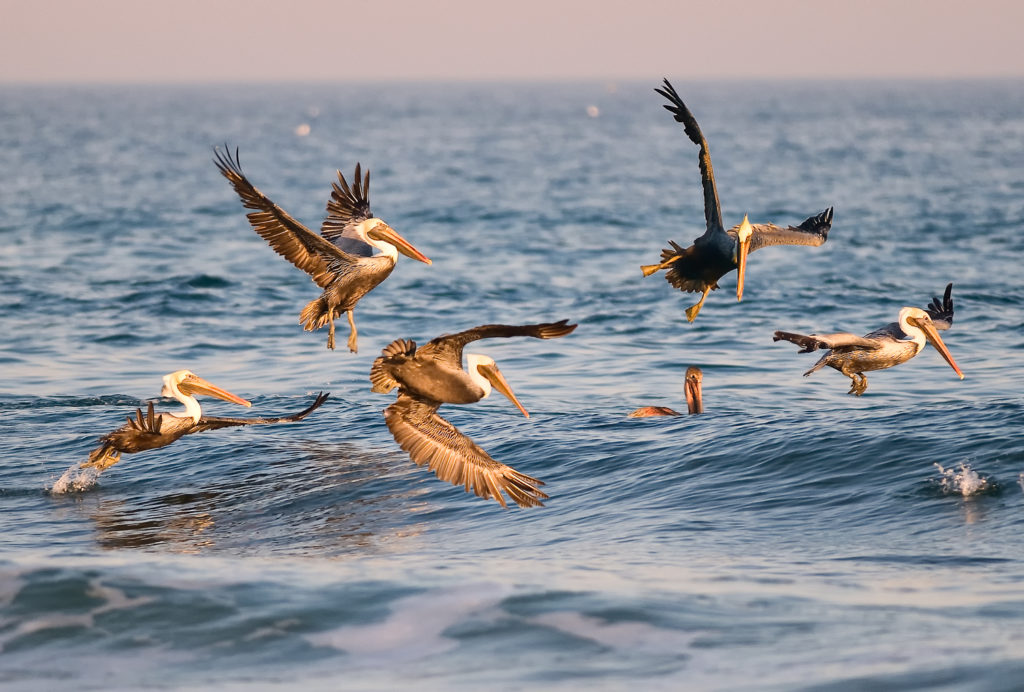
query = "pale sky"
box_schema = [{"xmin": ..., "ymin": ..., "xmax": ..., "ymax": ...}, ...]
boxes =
[{"xmin": 1, "ymin": 0, "xmax": 1021, "ymax": 83}]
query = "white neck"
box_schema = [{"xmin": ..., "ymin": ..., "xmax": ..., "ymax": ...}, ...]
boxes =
[
  {"xmin": 358, "ymin": 219, "xmax": 398, "ymax": 261},
  {"xmin": 465, "ymin": 353, "xmax": 493, "ymax": 398},
  {"xmin": 165, "ymin": 380, "xmax": 202, "ymax": 423},
  {"xmin": 898, "ymin": 309, "xmax": 927, "ymax": 353}
]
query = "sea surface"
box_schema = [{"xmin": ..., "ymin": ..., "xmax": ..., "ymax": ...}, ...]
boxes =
[{"xmin": 1, "ymin": 80, "xmax": 1023, "ymax": 690}]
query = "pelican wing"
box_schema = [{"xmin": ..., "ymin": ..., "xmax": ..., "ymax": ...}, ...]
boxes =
[
  {"xmin": 924, "ymin": 283, "xmax": 954, "ymax": 331},
  {"xmin": 415, "ymin": 320, "xmax": 578, "ymax": 367},
  {"xmin": 320, "ymin": 164, "xmax": 374, "ymax": 257},
  {"xmin": 747, "ymin": 207, "xmax": 834, "ymax": 253},
  {"xmin": 383, "ymin": 394, "xmax": 547, "ymax": 508},
  {"xmin": 773, "ymin": 330, "xmax": 884, "ymax": 353},
  {"xmin": 655, "ymin": 78, "xmax": 724, "ymax": 237},
  {"xmin": 190, "ymin": 392, "xmax": 330, "ymax": 433},
  {"xmin": 214, "ymin": 147, "xmax": 362, "ymax": 288}
]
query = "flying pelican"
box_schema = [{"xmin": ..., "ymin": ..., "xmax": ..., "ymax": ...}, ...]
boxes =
[
  {"xmin": 214, "ymin": 147, "xmax": 431, "ymax": 352},
  {"xmin": 83, "ymin": 370, "xmax": 329, "ymax": 470},
  {"xmin": 773, "ymin": 284, "xmax": 963, "ymax": 395},
  {"xmin": 628, "ymin": 366, "xmax": 703, "ymax": 417},
  {"xmin": 370, "ymin": 320, "xmax": 578, "ymax": 508},
  {"xmin": 641, "ymin": 79, "xmax": 834, "ymax": 321}
]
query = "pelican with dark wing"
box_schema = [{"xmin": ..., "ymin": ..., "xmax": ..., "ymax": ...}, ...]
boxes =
[
  {"xmin": 214, "ymin": 147, "xmax": 431, "ymax": 352},
  {"xmin": 83, "ymin": 370, "xmax": 329, "ymax": 470},
  {"xmin": 628, "ymin": 366, "xmax": 704, "ymax": 417},
  {"xmin": 641, "ymin": 79, "xmax": 834, "ymax": 321},
  {"xmin": 773, "ymin": 284, "xmax": 963, "ymax": 395},
  {"xmin": 370, "ymin": 320, "xmax": 578, "ymax": 508}
]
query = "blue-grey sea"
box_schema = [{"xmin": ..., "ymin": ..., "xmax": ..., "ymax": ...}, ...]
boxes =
[{"xmin": 2, "ymin": 80, "xmax": 1023, "ymax": 690}]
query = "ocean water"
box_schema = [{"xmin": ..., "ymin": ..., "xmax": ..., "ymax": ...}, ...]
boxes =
[{"xmin": 1, "ymin": 80, "xmax": 1023, "ymax": 690}]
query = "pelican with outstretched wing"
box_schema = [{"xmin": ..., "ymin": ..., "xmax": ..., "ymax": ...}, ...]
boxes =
[
  {"xmin": 628, "ymin": 366, "xmax": 704, "ymax": 417},
  {"xmin": 773, "ymin": 284, "xmax": 963, "ymax": 395},
  {"xmin": 215, "ymin": 147, "xmax": 431, "ymax": 352},
  {"xmin": 84, "ymin": 370, "xmax": 329, "ymax": 470},
  {"xmin": 370, "ymin": 320, "xmax": 577, "ymax": 508},
  {"xmin": 641, "ymin": 79, "xmax": 833, "ymax": 321}
]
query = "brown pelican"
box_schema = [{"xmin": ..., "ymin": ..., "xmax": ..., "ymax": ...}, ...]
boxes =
[
  {"xmin": 370, "ymin": 320, "xmax": 578, "ymax": 508},
  {"xmin": 214, "ymin": 147, "xmax": 431, "ymax": 352},
  {"xmin": 773, "ymin": 284, "xmax": 963, "ymax": 395},
  {"xmin": 641, "ymin": 79, "xmax": 833, "ymax": 321},
  {"xmin": 83, "ymin": 370, "xmax": 329, "ymax": 470},
  {"xmin": 628, "ymin": 366, "xmax": 703, "ymax": 417}
]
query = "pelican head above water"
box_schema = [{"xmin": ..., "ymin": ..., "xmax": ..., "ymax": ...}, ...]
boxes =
[
  {"xmin": 83, "ymin": 370, "xmax": 329, "ymax": 471},
  {"xmin": 370, "ymin": 320, "xmax": 577, "ymax": 508},
  {"xmin": 628, "ymin": 365, "xmax": 704, "ymax": 417},
  {"xmin": 773, "ymin": 284, "xmax": 963, "ymax": 396},
  {"xmin": 215, "ymin": 147, "xmax": 431, "ymax": 352},
  {"xmin": 640, "ymin": 79, "xmax": 833, "ymax": 322}
]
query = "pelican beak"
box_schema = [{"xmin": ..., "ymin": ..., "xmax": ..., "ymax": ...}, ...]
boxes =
[
  {"xmin": 735, "ymin": 215, "xmax": 752, "ymax": 302},
  {"xmin": 367, "ymin": 223, "xmax": 432, "ymax": 265},
  {"xmin": 178, "ymin": 374, "xmax": 252, "ymax": 407},
  {"xmin": 476, "ymin": 362, "xmax": 530, "ymax": 418},
  {"xmin": 910, "ymin": 316, "xmax": 965, "ymax": 380},
  {"xmin": 684, "ymin": 368, "xmax": 704, "ymax": 415}
]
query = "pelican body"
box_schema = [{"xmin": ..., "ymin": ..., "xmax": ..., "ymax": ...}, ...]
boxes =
[
  {"xmin": 215, "ymin": 147, "xmax": 431, "ymax": 352},
  {"xmin": 84, "ymin": 370, "xmax": 329, "ymax": 470},
  {"xmin": 641, "ymin": 79, "xmax": 833, "ymax": 321},
  {"xmin": 773, "ymin": 284, "xmax": 963, "ymax": 395},
  {"xmin": 370, "ymin": 320, "xmax": 577, "ymax": 508},
  {"xmin": 628, "ymin": 366, "xmax": 704, "ymax": 417}
]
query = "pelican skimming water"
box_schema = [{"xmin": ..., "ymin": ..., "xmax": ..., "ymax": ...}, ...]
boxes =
[
  {"xmin": 84, "ymin": 370, "xmax": 329, "ymax": 470},
  {"xmin": 370, "ymin": 320, "xmax": 577, "ymax": 508},
  {"xmin": 215, "ymin": 147, "xmax": 431, "ymax": 352},
  {"xmin": 641, "ymin": 79, "xmax": 833, "ymax": 321},
  {"xmin": 773, "ymin": 284, "xmax": 963, "ymax": 395},
  {"xmin": 628, "ymin": 366, "xmax": 704, "ymax": 417}
]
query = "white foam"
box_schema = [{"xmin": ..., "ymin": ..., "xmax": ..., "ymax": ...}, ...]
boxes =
[
  {"xmin": 48, "ymin": 463, "xmax": 102, "ymax": 494},
  {"xmin": 934, "ymin": 462, "xmax": 989, "ymax": 497}
]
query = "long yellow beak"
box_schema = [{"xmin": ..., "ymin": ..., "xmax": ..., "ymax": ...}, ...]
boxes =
[
  {"xmin": 735, "ymin": 236, "xmax": 749, "ymax": 301},
  {"xmin": 368, "ymin": 224, "xmax": 432, "ymax": 265},
  {"xmin": 911, "ymin": 317, "xmax": 965, "ymax": 380},
  {"xmin": 477, "ymin": 363, "xmax": 529, "ymax": 418},
  {"xmin": 178, "ymin": 374, "xmax": 252, "ymax": 407},
  {"xmin": 684, "ymin": 367, "xmax": 704, "ymax": 415}
]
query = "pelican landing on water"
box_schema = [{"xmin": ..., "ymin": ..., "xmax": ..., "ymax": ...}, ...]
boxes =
[
  {"xmin": 641, "ymin": 79, "xmax": 833, "ymax": 322},
  {"xmin": 215, "ymin": 147, "xmax": 431, "ymax": 352},
  {"xmin": 773, "ymin": 284, "xmax": 963, "ymax": 396},
  {"xmin": 370, "ymin": 320, "xmax": 577, "ymax": 508},
  {"xmin": 83, "ymin": 370, "xmax": 329, "ymax": 470},
  {"xmin": 628, "ymin": 366, "xmax": 704, "ymax": 417}
]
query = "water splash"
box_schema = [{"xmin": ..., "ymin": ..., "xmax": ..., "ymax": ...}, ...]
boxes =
[
  {"xmin": 933, "ymin": 462, "xmax": 990, "ymax": 497},
  {"xmin": 49, "ymin": 463, "xmax": 102, "ymax": 494}
]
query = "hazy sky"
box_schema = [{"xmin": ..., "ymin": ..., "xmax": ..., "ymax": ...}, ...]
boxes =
[{"xmin": 1, "ymin": 0, "xmax": 1021, "ymax": 83}]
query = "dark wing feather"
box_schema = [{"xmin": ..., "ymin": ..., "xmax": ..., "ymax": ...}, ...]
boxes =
[
  {"xmin": 924, "ymin": 283, "xmax": 954, "ymax": 331},
  {"xmin": 191, "ymin": 392, "xmax": 330, "ymax": 433},
  {"xmin": 747, "ymin": 207, "xmax": 833, "ymax": 253},
  {"xmin": 320, "ymin": 163, "xmax": 374, "ymax": 256},
  {"xmin": 214, "ymin": 147, "xmax": 361, "ymax": 288},
  {"xmin": 773, "ymin": 330, "xmax": 884, "ymax": 352},
  {"xmin": 655, "ymin": 78, "xmax": 724, "ymax": 236},
  {"xmin": 383, "ymin": 394, "xmax": 547, "ymax": 508},
  {"xmin": 415, "ymin": 320, "xmax": 578, "ymax": 367}
]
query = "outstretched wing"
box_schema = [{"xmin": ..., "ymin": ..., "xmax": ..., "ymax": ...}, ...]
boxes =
[
  {"xmin": 924, "ymin": 283, "xmax": 954, "ymax": 331},
  {"xmin": 655, "ymin": 78, "xmax": 724, "ymax": 237},
  {"xmin": 214, "ymin": 147, "xmax": 362, "ymax": 288},
  {"xmin": 773, "ymin": 330, "xmax": 883, "ymax": 353},
  {"xmin": 320, "ymin": 163, "xmax": 374, "ymax": 257},
  {"xmin": 191, "ymin": 392, "xmax": 330, "ymax": 433},
  {"xmin": 415, "ymin": 320, "xmax": 578, "ymax": 367},
  {"xmin": 383, "ymin": 394, "xmax": 547, "ymax": 508},
  {"xmin": 747, "ymin": 207, "xmax": 833, "ymax": 253}
]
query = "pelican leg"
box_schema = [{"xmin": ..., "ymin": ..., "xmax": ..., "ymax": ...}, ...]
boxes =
[
  {"xmin": 326, "ymin": 319, "xmax": 336, "ymax": 350},
  {"xmin": 685, "ymin": 288, "xmax": 711, "ymax": 322},
  {"xmin": 346, "ymin": 310, "xmax": 358, "ymax": 353},
  {"xmin": 847, "ymin": 373, "xmax": 868, "ymax": 396}
]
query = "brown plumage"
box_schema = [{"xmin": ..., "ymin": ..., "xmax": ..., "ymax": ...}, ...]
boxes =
[
  {"xmin": 641, "ymin": 79, "xmax": 833, "ymax": 322},
  {"xmin": 214, "ymin": 147, "xmax": 430, "ymax": 352},
  {"xmin": 628, "ymin": 365, "xmax": 704, "ymax": 417},
  {"xmin": 83, "ymin": 370, "xmax": 329, "ymax": 470},
  {"xmin": 371, "ymin": 320, "xmax": 577, "ymax": 508}
]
